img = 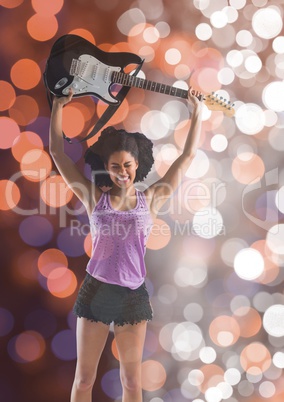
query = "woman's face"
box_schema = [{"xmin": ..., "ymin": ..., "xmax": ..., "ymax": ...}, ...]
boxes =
[{"xmin": 106, "ymin": 151, "xmax": 138, "ymax": 188}]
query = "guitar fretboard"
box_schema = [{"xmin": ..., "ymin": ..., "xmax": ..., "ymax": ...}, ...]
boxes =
[{"xmin": 112, "ymin": 71, "xmax": 188, "ymax": 99}]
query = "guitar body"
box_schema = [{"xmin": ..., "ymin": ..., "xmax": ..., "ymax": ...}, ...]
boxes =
[{"xmin": 44, "ymin": 34, "xmax": 144, "ymax": 104}]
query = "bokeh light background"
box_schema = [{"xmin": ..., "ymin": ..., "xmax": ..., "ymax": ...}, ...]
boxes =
[{"xmin": 1, "ymin": 0, "xmax": 284, "ymax": 401}]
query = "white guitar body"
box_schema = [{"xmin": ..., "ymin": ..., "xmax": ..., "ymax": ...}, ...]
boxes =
[{"xmin": 61, "ymin": 54, "xmax": 121, "ymax": 104}]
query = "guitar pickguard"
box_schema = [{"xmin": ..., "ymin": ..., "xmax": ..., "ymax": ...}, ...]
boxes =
[{"xmin": 62, "ymin": 54, "xmax": 121, "ymax": 104}]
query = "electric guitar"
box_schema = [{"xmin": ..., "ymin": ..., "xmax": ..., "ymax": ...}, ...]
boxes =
[{"xmin": 44, "ymin": 34, "xmax": 235, "ymax": 117}]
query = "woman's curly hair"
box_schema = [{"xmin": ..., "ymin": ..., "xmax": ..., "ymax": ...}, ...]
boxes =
[{"xmin": 84, "ymin": 126, "xmax": 154, "ymax": 187}]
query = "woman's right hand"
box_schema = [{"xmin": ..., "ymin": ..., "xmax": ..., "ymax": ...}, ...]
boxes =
[{"xmin": 53, "ymin": 88, "xmax": 74, "ymax": 108}]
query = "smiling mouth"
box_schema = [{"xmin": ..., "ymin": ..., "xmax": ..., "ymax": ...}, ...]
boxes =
[{"xmin": 117, "ymin": 176, "xmax": 130, "ymax": 183}]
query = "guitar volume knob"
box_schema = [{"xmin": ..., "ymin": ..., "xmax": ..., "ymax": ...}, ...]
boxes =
[{"xmin": 72, "ymin": 82, "xmax": 79, "ymax": 89}]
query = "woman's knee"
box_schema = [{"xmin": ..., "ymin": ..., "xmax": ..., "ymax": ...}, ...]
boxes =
[
  {"xmin": 120, "ymin": 370, "xmax": 141, "ymax": 392},
  {"xmin": 74, "ymin": 373, "xmax": 96, "ymax": 393}
]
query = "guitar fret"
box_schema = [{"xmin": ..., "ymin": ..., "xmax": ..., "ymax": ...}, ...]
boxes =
[{"xmin": 112, "ymin": 72, "xmax": 190, "ymax": 100}]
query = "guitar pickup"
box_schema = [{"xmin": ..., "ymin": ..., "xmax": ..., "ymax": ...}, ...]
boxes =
[
  {"xmin": 70, "ymin": 59, "xmax": 81, "ymax": 76},
  {"xmin": 103, "ymin": 66, "xmax": 111, "ymax": 83},
  {"xmin": 92, "ymin": 63, "xmax": 99, "ymax": 80}
]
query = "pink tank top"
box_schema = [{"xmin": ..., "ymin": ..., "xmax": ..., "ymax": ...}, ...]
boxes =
[{"xmin": 86, "ymin": 189, "xmax": 153, "ymax": 290}]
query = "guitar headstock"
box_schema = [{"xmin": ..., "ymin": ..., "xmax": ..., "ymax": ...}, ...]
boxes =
[{"xmin": 204, "ymin": 92, "xmax": 235, "ymax": 117}]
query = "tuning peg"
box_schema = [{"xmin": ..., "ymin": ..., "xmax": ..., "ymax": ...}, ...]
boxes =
[{"xmin": 227, "ymin": 103, "xmax": 235, "ymax": 110}]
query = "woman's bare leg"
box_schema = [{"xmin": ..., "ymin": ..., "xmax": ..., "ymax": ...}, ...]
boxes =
[
  {"xmin": 114, "ymin": 321, "xmax": 147, "ymax": 402},
  {"xmin": 70, "ymin": 318, "xmax": 110, "ymax": 402}
]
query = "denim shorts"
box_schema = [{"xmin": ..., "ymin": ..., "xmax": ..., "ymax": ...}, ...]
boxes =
[{"xmin": 73, "ymin": 273, "xmax": 153, "ymax": 326}]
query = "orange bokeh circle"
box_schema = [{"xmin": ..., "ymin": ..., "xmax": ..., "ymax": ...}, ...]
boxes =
[
  {"xmin": 98, "ymin": 43, "xmax": 113, "ymax": 52},
  {"xmin": 109, "ymin": 42, "xmax": 133, "ymax": 54},
  {"xmin": 31, "ymin": 0, "xmax": 64, "ymax": 15},
  {"xmin": 152, "ymin": 34, "xmax": 195, "ymax": 78},
  {"xmin": 68, "ymin": 29, "xmax": 96, "ymax": 44},
  {"xmin": 0, "ymin": 81, "xmax": 16, "ymax": 111},
  {"xmin": 196, "ymin": 67, "xmax": 221, "ymax": 94},
  {"xmin": 0, "ymin": 180, "xmax": 21, "ymax": 211},
  {"xmin": 233, "ymin": 307, "xmax": 262, "ymax": 338},
  {"xmin": 111, "ymin": 339, "xmax": 119, "ymax": 361},
  {"xmin": 141, "ymin": 360, "xmax": 167, "ymax": 392},
  {"xmin": 9, "ymin": 95, "xmax": 39, "ymax": 126},
  {"xmin": 209, "ymin": 315, "xmax": 240, "ymax": 347},
  {"xmin": 199, "ymin": 364, "xmax": 225, "ymax": 393},
  {"xmin": 240, "ymin": 342, "xmax": 271, "ymax": 374},
  {"xmin": 97, "ymin": 97, "xmax": 129, "ymax": 125},
  {"xmin": 40, "ymin": 175, "xmax": 73, "ymax": 208},
  {"xmin": 20, "ymin": 149, "xmax": 52, "ymax": 182},
  {"xmin": 62, "ymin": 105, "xmax": 85, "ymax": 138},
  {"xmin": 12, "ymin": 131, "xmax": 43, "ymax": 162},
  {"xmin": 27, "ymin": 14, "xmax": 58, "ymax": 42},
  {"xmin": 10, "ymin": 59, "xmax": 41, "ymax": 90},
  {"xmin": 84, "ymin": 233, "xmax": 92, "ymax": 258},
  {"xmin": 147, "ymin": 218, "xmax": 171, "ymax": 250},
  {"xmin": 38, "ymin": 248, "xmax": 68, "ymax": 278},
  {"xmin": 15, "ymin": 331, "xmax": 46, "ymax": 362},
  {"xmin": 71, "ymin": 100, "xmax": 96, "ymax": 123},
  {"xmin": 0, "ymin": 0, "xmax": 23, "ymax": 8},
  {"xmin": 47, "ymin": 267, "xmax": 77, "ymax": 298},
  {"xmin": 0, "ymin": 117, "xmax": 20, "ymax": 149},
  {"xmin": 232, "ymin": 153, "xmax": 265, "ymax": 184}
]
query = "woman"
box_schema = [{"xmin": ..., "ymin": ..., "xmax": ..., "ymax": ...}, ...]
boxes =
[{"xmin": 49, "ymin": 87, "xmax": 203, "ymax": 402}]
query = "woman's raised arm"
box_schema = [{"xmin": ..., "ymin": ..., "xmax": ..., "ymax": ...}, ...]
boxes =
[
  {"xmin": 49, "ymin": 91, "xmax": 100, "ymax": 212},
  {"xmin": 146, "ymin": 88, "xmax": 204, "ymax": 215}
]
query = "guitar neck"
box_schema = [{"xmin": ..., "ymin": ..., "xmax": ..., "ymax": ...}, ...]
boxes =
[
  {"xmin": 112, "ymin": 71, "xmax": 189, "ymax": 99},
  {"xmin": 111, "ymin": 70, "xmax": 235, "ymax": 116}
]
